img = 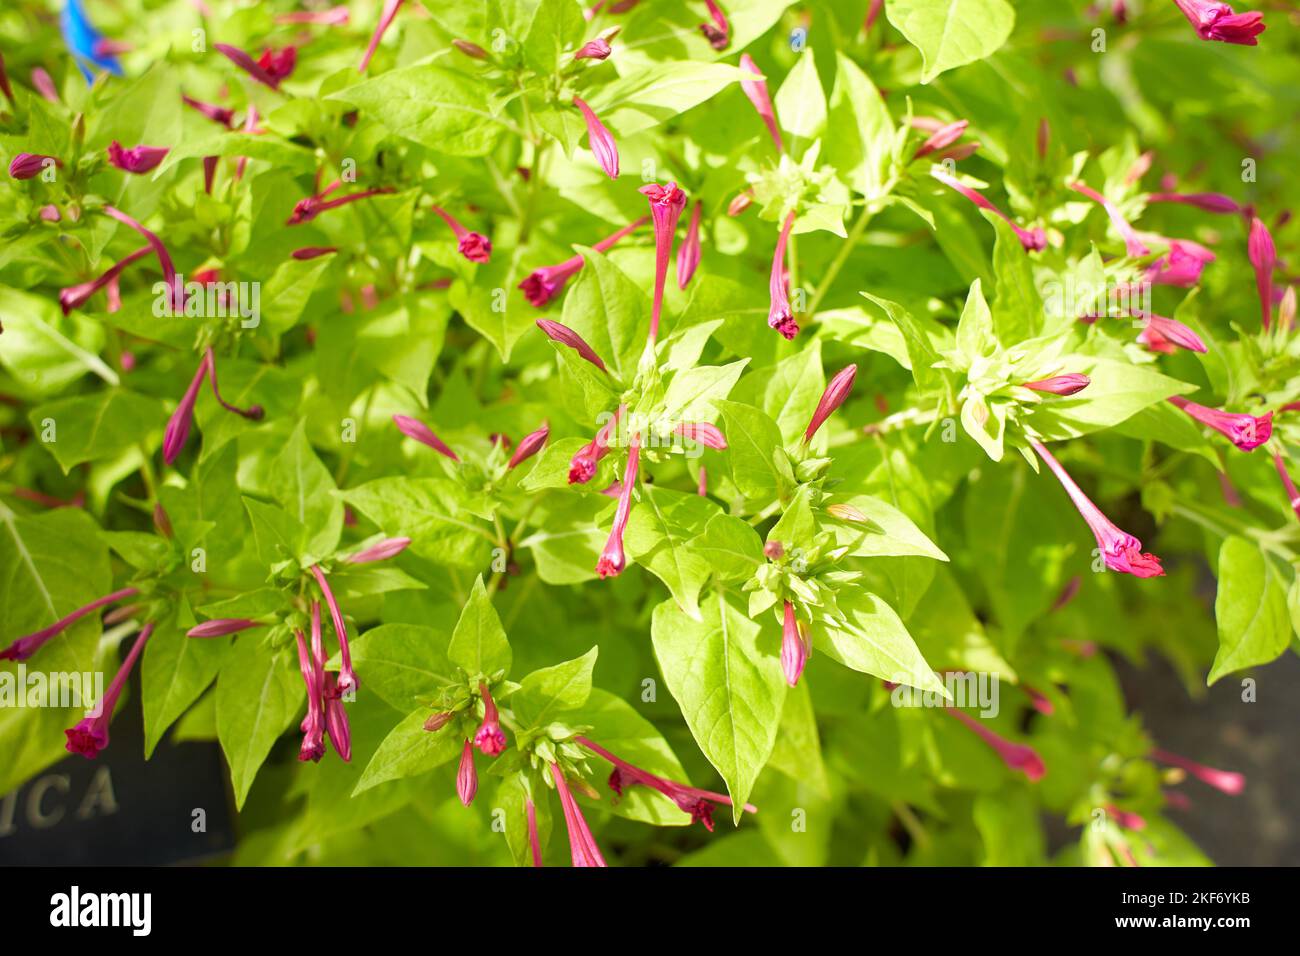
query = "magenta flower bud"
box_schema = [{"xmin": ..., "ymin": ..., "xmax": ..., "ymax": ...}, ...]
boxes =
[
  {"xmin": 214, "ymin": 43, "xmax": 282, "ymax": 88},
  {"xmin": 1248, "ymin": 216, "xmax": 1276, "ymax": 329},
  {"xmin": 1172, "ymin": 0, "xmax": 1265, "ymax": 45},
  {"xmin": 1274, "ymin": 451, "xmax": 1300, "ymax": 521},
  {"xmin": 674, "ymin": 422, "xmax": 727, "ymax": 450},
  {"xmin": 65, "ymin": 623, "xmax": 155, "ymax": 759},
  {"xmin": 526, "ymin": 799, "xmax": 543, "ymax": 866},
  {"xmin": 1137, "ymin": 314, "xmax": 1208, "ymax": 354},
  {"xmin": 59, "ymin": 245, "xmax": 151, "ymax": 315},
  {"xmin": 1023, "ymin": 684, "xmax": 1055, "ymax": 716},
  {"xmin": 323, "ymin": 673, "xmax": 351, "ymax": 762},
  {"xmin": 103, "ymin": 205, "xmax": 184, "ymax": 313},
  {"xmin": 424, "ymin": 711, "xmax": 454, "ymax": 732},
  {"xmin": 430, "ymin": 204, "xmax": 491, "ymax": 263},
  {"xmin": 804, "ymin": 364, "xmax": 857, "ymax": 441},
  {"xmin": 536, "ymin": 319, "xmax": 609, "ymax": 372},
  {"xmin": 39, "ymin": 204, "xmax": 61, "ymax": 222},
  {"xmin": 106, "ymin": 141, "xmax": 169, "ymax": 174},
  {"xmin": 0, "ymin": 51, "xmax": 13, "ymax": 105},
  {"xmin": 596, "ymin": 433, "xmax": 641, "ymax": 579},
  {"xmin": 187, "ymin": 618, "xmax": 258, "ymax": 638},
  {"xmin": 739, "ymin": 54, "xmax": 783, "ymax": 152},
  {"xmin": 31, "ymin": 68, "xmax": 58, "ymax": 104},
  {"xmin": 163, "ymin": 353, "xmax": 211, "ymax": 465},
  {"xmin": 578, "ymin": 736, "xmax": 754, "ymax": 831},
  {"xmin": 345, "ymin": 536, "xmax": 412, "ymax": 563},
  {"xmin": 677, "ymin": 201, "xmax": 702, "ymax": 290},
  {"xmin": 360, "ymin": 0, "xmax": 405, "ymax": 72},
  {"xmin": 204, "ymin": 347, "xmax": 264, "ymax": 422},
  {"xmin": 508, "ymin": 422, "xmax": 550, "ymax": 469},
  {"xmin": 519, "ymin": 216, "xmax": 646, "ymax": 307},
  {"xmin": 933, "ymin": 169, "xmax": 1046, "ymax": 251},
  {"xmin": 1106, "ymin": 805, "xmax": 1146, "ymax": 831},
  {"xmin": 764, "ymin": 540, "xmax": 785, "ymax": 560},
  {"xmin": 1146, "ymin": 191, "xmax": 1240, "ymax": 214},
  {"xmin": 699, "ymin": 0, "xmax": 731, "ymax": 49},
  {"xmin": 1145, "ymin": 238, "xmax": 1215, "ymax": 287},
  {"xmin": 182, "ymin": 95, "xmax": 235, "ymax": 128},
  {"xmin": 913, "ymin": 119, "xmax": 969, "ymax": 160},
  {"xmin": 0, "ymin": 587, "xmax": 140, "ymax": 662},
  {"xmin": 640, "ymin": 182, "xmax": 687, "ymax": 340},
  {"xmin": 1068, "ymin": 181, "xmax": 1149, "ymax": 257},
  {"xmin": 311, "ymin": 565, "xmax": 358, "ymax": 696},
  {"xmin": 452, "ymin": 38, "xmax": 489, "ymax": 59},
  {"xmin": 9, "ymin": 153, "xmax": 60, "ymax": 180},
  {"xmin": 1152, "ymin": 748, "xmax": 1245, "ymax": 795},
  {"xmin": 473, "ymin": 682, "xmax": 507, "ymax": 756},
  {"xmin": 570, "ymin": 406, "xmax": 624, "ymax": 484},
  {"xmin": 574, "ymin": 38, "xmax": 612, "ymax": 60},
  {"xmin": 1024, "ymin": 374, "xmax": 1091, "ymax": 396},
  {"xmin": 549, "ymin": 762, "xmax": 607, "ymax": 866},
  {"xmin": 781, "ymin": 601, "xmax": 809, "ymax": 688},
  {"xmin": 944, "ymin": 708, "xmax": 1046, "ymax": 781},
  {"xmin": 257, "ymin": 46, "xmax": 297, "ymax": 82},
  {"xmin": 1030, "ymin": 439, "xmax": 1164, "ymax": 578},
  {"xmin": 393, "ymin": 414, "xmax": 459, "ymax": 461},
  {"xmin": 291, "ymin": 246, "xmax": 338, "ymax": 260},
  {"xmin": 1168, "ymin": 396, "xmax": 1272, "ymax": 451},
  {"xmin": 287, "ymin": 182, "xmax": 396, "ymax": 226},
  {"xmin": 457, "ymin": 740, "xmax": 478, "ymax": 805},
  {"xmin": 768, "ymin": 210, "xmax": 799, "ymax": 340},
  {"xmin": 574, "ymin": 96, "xmax": 619, "ymax": 180}
]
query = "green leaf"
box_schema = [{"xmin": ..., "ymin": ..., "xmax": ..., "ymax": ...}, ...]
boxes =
[
  {"xmin": 624, "ymin": 486, "xmax": 718, "ymax": 620},
  {"xmin": 328, "ymin": 64, "xmax": 505, "ymax": 156},
  {"xmin": 861, "ymin": 293, "xmax": 946, "ymax": 394},
  {"xmin": 761, "ymin": 340, "xmax": 826, "ymax": 446},
  {"xmin": 717, "ymin": 399, "xmax": 787, "ymax": 503},
  {"xmin": 447, "ymin": 576, "xmax": 512, "ymax": 678},
  {"xmin": 773, "ymin": 50, "xmax": 825, "ymax": 141},
  {"xmin": 662, "ymin": 359, "xmax": 749, "ymax": 422},
  {"xmin": 28, "ymin": 389, "xmax": 165, "ymax": 471},
  {"xmin": 688, "ymin": 514, "xmax": 765, "ymax": 583},
  {"xmin": 825, "ymin": 53, "xmax": 896, "ymax": 199},
  {"xmin": 817, "ymin": 590, "xmax": 947, "ymax": 695},
  {"xmin": 1029, "ymin": 357, "xmax": 1190, "ymax": 439},
  {"xmin": 347, "ymin": 624, "xmax": 457, "ymax": 711},
  {"xmin": 886, "ymin": 0, "xmax": 1016, "ymax": 83},
  {"xmin": 1209, "ymin": 537, "xmax": 1291, "ymax": 684},
  {"xmin": 142, "ymin": 620, "xmax": 228, "ymax": 757},
  {"xmin": 561, "ymin": 248, "xmax": 651, "ymax": 384},
  {"xmin": 216, "ymin": 636, "xmax": 302, "ymax": 809},
  {"xmin": 825, "ymin": 494, "xmax": 949, "ymax": 560},
  {"xmin": 651, "ymin": 594, "xmax": 787, "ymax": 822},
  {"xmin": 353, "ymin": 707, "xmax": 464, "ymax": 795},
  {"xmin": 587, "ymin": 63, "xmax": 751, "ymax": 137},
  {"xmin": 272, "ymin": 420, "xmax": 343, "ymax": 562},
  {"xmin": 512, "ymin": 646, "xmax": 597, "ymax": 727},
  {"xmin": 955, "ymin": 278, "xmax": 995, "ymax": 365},
  {"xmin": 341, "ymin": 478, "xmax": 492, "ymax": 570}
]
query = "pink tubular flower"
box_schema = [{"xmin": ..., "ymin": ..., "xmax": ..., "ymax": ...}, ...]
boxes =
[
  {"xmin": 549, "ymin": 762, "xmax": 607, "ymax": 866},
  {"xmin": 59, "ymin": 245, "xmax": 151, "ymax": 315},
  {"xmin": 508, "ymin": 422, "xmax": 550, "ymax": 469},
  {"xmin": 1136, "ymin": 313, "xmax": 1208, "ymax": 354},
  {"xmin": 699, "ymin": 0, "xmax": 731, "ymax": 49},
  {"xmin": 258, "ymin": 47, "xmax": 297, "ymax": 82},
  {"xmin": 1168, "ymin": 396, "xmax": 1271, "ymax": 451},
  {"xmin": 292, "ymin": 246, "xmax": 338, "ymax": 260},
  {"xmin": 430, "ymin": 205, "xmax": 491, "ymax": 263},
  {"xmin": 570, "ymin": 405, "xmax": 624, "ymax": 484},
  {"xmin": 9, "ymin": 153, "xmax": 61, "ymax": 180},
  {"xmin": 323, "ymin": 673, "xmax": 351, "ymax": 761},
  {"xmin": 163, "ymin": 350, "xmax": 263, "ymax": 465},
  {"xmin": 102, "ymin": 205, "xmax": 184, "ymax": 312},
  {"xmin": 767, "ymin": 211, "xmax": 799, "ymax": 339},
  {"xmin": 1068, "ymin": 182, "xmax": 1149, "ymax": 257},
  {"xmin": 311, "ymin": 564, "xmax": 358, "ymax": 695},
  {"xmin": 1248, "ymin": 216, "xmax": 1276, "ymax": 329},
  {"xmin": 1172, "ymin": 0, "xmax": 1265, "ymax": 45},
  {"xmin": 739, "ymin": 54, "xmax": 782, "ymax": 152},
  {"xmin": 931, "ymin": 169, "xmax": 1046, "ymax": 251},
  {"xmin": 1030, "ymin": 439, "xmax": 1164, "ymax": 578},
  {"xmin": 473, "ymin": 682, "xmax": 507, "ymax": 756},
  {"xmin": 537, "ymin": 319, "xmax": 608, "ymax": 372},
  {"xmin": 780, "ymin": 601, "xmax": 809, "ymax": 687},
  {"xmin": 913, "ymin": 120, "xmax": 969, "ymax": 160},
  {"xmin": 1024, "ymin": 374, "xmax": 1091, "ymax": 396},
  {"xmin": 214, "ymin": 43, "xmax": 281, "ymax": 88},
  {"xmin": 1152, "ymin": 748, "xmax": 1245, "ymax": 794},
  {"xmin": 674, "ymin": 422, "xmax": 727, "ymax": 450},
  {"xmin": 1273, "ymin": 451, "xmax": 1300, "ymax": 520},
  {"xmin": 458, "ymin": 740, "xmax": 478, "ymax": 805},
  {"xmin": 345, "ymin": 536, "xmax": 412, "ymax": 563},
  {"xmin": 1023, "ymin": 684, "xmax": 1055, "ymax": 716},
  {"xmin": 107, "ymin": 141, "xmax": 169, "ymax": 174},
  {"xmin": 1107, "ymin": 805, "xmax": 1147, "ymax": 831},
  {"xmin": 579, "ymin": 735, "xmax": 754, "ymax": 831},
  {"xmin": 360, "ymin": 0, "xmax": 404, "ymax": 72},
  {"xmin": 182, "ymin": 95, "xmax": 235, "ymax": 127},
  {"xmin": 1146, "ymin": 191, "xmax": 1240, "ymax": 214},
  {"xmin": 295, "ymin": 614, "xmax": 326, "ymax": 763},
  {"xmin": 519, "ymin": 216, "xmax": 647, "ymax": 307},
  {"xmin": 944, "ymin": 708, "xmax": 1045, "ymax": 781},
  {"xmin": 393, "ymin": 413, "xmax": 459, "ymax": 461},
  {"xmin": 640, "ymin": 182, "xmax": 688, "ymax": 340},
  {"xmin": 287, "ymin": 180, "xmax": 396, "ymax": 226},
  {"xmin": 186, "ymin": 618, "xmax": 258, "ymax": 638},
  {"xmin": 65, "ymin": 622, "xmax": 155, "ymax": 759},
  {"xmin": 1145, "ymin": 238, "xmax": 1215, "ymax": 287},
  {"xmin": 596, "ymin": 433, "xmax": 641, "ymax": 578},
  {"xmin": 1, "ymin": 587, "xmax": 140, "ymax": 662},
  {"xmin": 805, "ymin": 364, "xmax": 857, "ymax": 441},
  {"xmin": 574, "ymin": 96, "xmax": 619, "ymax": 179},
  {"xmin": 276, "ymin": 6, "xmax": 349, "ymax": 24},
  {"xmin": 0, "ymin": 51, "xmax": 12, "ymax": 104},
  {"xmin": 526, "ymin": 799, "xmax": 543, "ymax": 866},
  {"xmin": 574, "ymin": 37, "xmax": 612, "ymax": 60},
  {"xmin": 676, "ymin": 201, "xmax": 704, "ymax": 290}
]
